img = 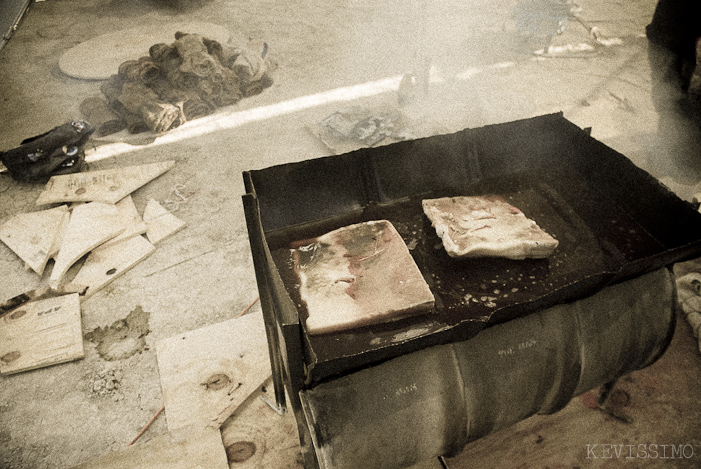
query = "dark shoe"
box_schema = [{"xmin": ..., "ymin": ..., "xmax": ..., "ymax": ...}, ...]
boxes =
[{"xmin": 0, "ymin": 120, "xmax": 94, "ymax": 183}]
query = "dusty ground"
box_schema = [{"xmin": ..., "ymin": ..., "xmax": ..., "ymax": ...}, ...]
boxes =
[{"xmin": 1, "ymin": 0, "xmax": 701, "ymax": 468}]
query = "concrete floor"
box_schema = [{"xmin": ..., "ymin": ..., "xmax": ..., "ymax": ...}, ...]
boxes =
[{"xmin": 1, "ymin": 0, "xmax": 701, "ymax": 468}]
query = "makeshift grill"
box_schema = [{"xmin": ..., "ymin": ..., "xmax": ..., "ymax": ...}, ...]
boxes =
[{"xmin": 242, "ymin": 113, "xmax": 701, "ymax": 468}]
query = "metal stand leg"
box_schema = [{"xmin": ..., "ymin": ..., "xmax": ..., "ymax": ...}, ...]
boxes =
[
  {"xmin": 597, "ymin": 379, "xmax": 633, "ymax": 424},
  {"xmin": 398, "ymin": 0, "xmax": 430, "ymax": 106}
]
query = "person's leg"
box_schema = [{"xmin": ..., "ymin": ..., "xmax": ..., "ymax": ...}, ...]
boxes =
[{"xmin": 646, "ymin": 0, "xmax": 701, "ymax": 92}]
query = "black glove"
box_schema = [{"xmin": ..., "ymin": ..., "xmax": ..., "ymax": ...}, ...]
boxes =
[{"xmin": 1, "ymin": 120, "xmax": 95, "ymax": 183}]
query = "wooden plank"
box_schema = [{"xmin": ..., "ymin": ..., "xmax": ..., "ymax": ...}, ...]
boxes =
[
  {"xmin": 48, "ymin": 208, "xmax": 71, "ymax": 260},
  {"xmin": 49, "ymin": 202, "xmax": 125, "ymax": 287},
  {"xmin": 0, "ymin": 205, "xmax": 68, "ymax": 275},
  {"xmin": 0, "ymin": 284, "xmax": 86, "ymax": 318},
  {"xmin": 102, "ymin": 195, "xmax": 147, "ymax": 248},
  {"xmin": 220, "ymin": 378, "xmax": 304, "ymax": 469},
  {"xmin": 70, "ymin": 424, "xmax": 229, "ymax": 469},
  {"xmin": 36, "ymin": 160, "xmax": 175, "ymax": 205},
  {"xmin": 72, "ymin": 235, "xmax": 156, "ymax": 298},
  {"xmin": 143, "ymin": 198, "xmax": 186, "ymax": 245},
  {"xmin": 0, "ymin": 293, "xmax": 83, "ymax": 375},
  {"xmin": 155, "ymin": 311, "xmax": 271, "ymax": 431}
]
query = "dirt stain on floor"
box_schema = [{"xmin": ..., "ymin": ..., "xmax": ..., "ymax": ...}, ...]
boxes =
[{"xmin": 85, "ymin": 306, "xmax": 150, "ymax": 361}]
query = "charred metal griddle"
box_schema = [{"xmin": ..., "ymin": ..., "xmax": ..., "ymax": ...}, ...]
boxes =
[{"xmin": 242, "ymin": 113, "xmax": 701, "ymax": 468}]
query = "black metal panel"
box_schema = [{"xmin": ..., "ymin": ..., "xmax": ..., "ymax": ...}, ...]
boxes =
[
  {"xmin": 245, "ymin": 151, "xmax": 370, "ymax": 233},
  {"xmin": 369, "ymin": 131, "xmax": 480, "ymax": 202}
]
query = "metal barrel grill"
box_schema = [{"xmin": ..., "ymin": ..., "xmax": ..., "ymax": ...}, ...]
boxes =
[
  {"xmin": 300, "ymin": 268, "xmax": 675, "ymax": 468},
  {"xmin": 242, "ymin": 113, "xmax": 701, "ymax": 468}
]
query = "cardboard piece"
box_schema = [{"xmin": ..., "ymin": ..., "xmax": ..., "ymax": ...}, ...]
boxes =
[
  {"xmin": 102, "ymin": 195, "xmax": 147, "ymax": 248},
  {"xmin": 155, "ymin": 311, "xmax": 271, "ymax": 430},
  {"xmin": 72, "ymin": 235, "xmax": 156, "ymax": 298},
  {"xmin": 308, "ymin": 106, "xmax": 407, "ymax": 155},
  {"xmin": 143, "ymin": 198, "xmax": 186, "ymax": 245},
  {"xmin": 49, "ymin": 202, "xmax": 125, "ymax": 287},
  {"xmin": 70, "ymin": 425, "xmax": 229, "ymax": 469},
  {"xmin": 0, "ymin": 205, "xmax": 68, "ymax": 275},
  {"xmin": 36, "ymin": 160, "xmax": 175, "ymax": 206},
  {"xmin": 0, "ymin": 293, "xmax": 83, "ymax": 374}
]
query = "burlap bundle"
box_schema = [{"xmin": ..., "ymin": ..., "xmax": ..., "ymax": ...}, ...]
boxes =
[{"xmin": 84, "ymin": 32, "xmax": 275, "ymax": 135}]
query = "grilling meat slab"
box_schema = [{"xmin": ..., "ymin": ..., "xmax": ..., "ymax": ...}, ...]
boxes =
[
  {"xmin": 422, "ymin": 195, "xmax": 559, "ymax": 260},
  {"xmin": 292, "ymin": 220, "xmax": 435, "ymax": 335}
]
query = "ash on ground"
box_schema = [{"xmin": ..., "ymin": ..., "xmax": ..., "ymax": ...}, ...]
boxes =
[{"xmin": 90, "ymin": 366, "xmax": 125, "ymax": 402}]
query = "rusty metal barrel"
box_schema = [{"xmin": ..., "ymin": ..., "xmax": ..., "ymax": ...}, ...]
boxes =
[{"xmin": 300, "ymin": 267, "xmax": 676, "ymax": 469}]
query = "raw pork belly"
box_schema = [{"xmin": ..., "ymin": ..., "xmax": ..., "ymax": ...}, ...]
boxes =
[
  {"xmin": 422, "ymin": 195, "xmax": 559, "ymax": 260},
  {"xmin": 292, "ymin": 220, "xmax": 434, "ymax": 335}
]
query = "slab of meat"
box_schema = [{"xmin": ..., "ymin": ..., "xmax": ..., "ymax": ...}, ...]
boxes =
[
  {"xmin": 292, "ymin": 220, "xmax": 435, "ymax": 335},
  {"xmin": 422, "ymin": 195, "xmax": 559, "ymax": 260}
]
